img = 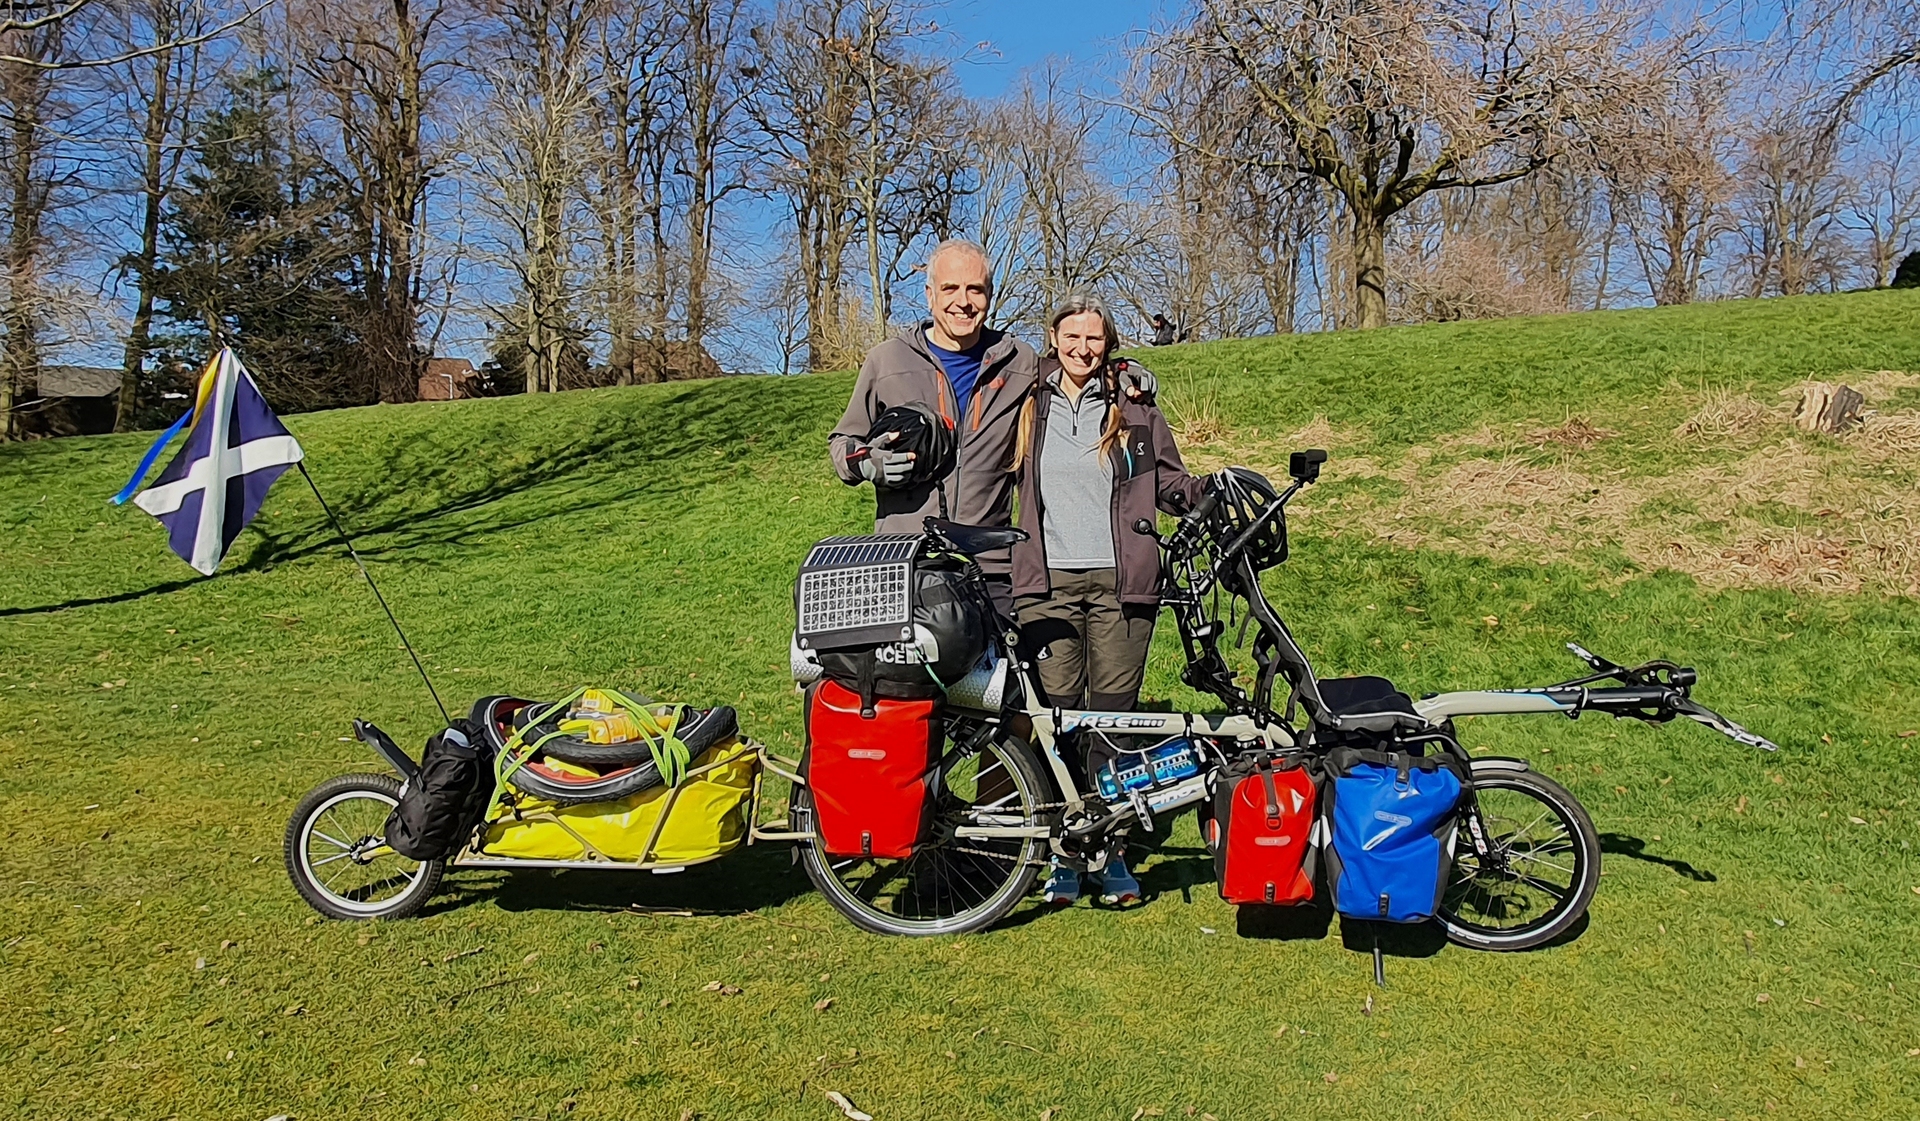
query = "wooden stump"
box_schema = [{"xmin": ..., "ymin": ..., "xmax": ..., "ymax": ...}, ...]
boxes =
[{"xmin": 1793, "ymin": 382, "xmax": 1865, "ymax": 434}]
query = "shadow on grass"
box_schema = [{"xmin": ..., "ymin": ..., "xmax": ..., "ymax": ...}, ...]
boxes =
[
  {"xmin": 1138, "ymin": 852, "xmax": 1215, "ymax": 906},
  {"xmin": 9, "ymin": 381, "xmax": 827, "ymax": 617},
  {"xmin": 1236, "ymin": 897, "xmax": 1335, "ymax": 941},
  {"xmin": 431, "ymin": 843, "xmax": 811, "ymax": 917},
  {"xmin": 1599, "ymin": 832, "xmax": 1717, "ymax": 882},
  {"xmin": 0, "ymin": 576, "xmax": 204, "ymax": 617},
  {"xmin": 235, "ymin": 413, "xmax": 721, "ymax": 572},
  {"xmin": 1338, "ymin": 916, "xmax": 1449, "ymax": 959}
]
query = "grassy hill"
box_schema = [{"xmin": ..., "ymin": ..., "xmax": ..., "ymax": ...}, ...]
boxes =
[{"xmin": 4, "ymin": 290, "xmax": 1919, "ymax": 1120}]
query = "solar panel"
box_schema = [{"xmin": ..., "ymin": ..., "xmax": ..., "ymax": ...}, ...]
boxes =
[{"xmin": 795, "ymin": 533, "xmax": 926, "ymax": 648}]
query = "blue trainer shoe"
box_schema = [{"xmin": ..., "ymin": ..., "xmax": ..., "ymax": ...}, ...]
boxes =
[
  {"xmin": 1042, "ymin": 860, "xmax": 1081, "ymax": 905},
  {"xmin": 1096, "ymin": 854, "xmax": 1141, "ymax": 905}
]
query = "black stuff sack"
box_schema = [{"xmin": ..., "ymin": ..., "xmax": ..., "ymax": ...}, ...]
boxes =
[
  {"xmin": 384, "ymin": 719, "xmax": 490, "ymax": 860},
  {"xmin": 812, "ymin": 563, "xmax": 988, "ymax": 707}
]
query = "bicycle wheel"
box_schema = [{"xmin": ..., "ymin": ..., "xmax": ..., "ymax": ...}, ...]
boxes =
[
  {"xmin": 285, "ymin": 773, "xmax": 443, "ymax": 921},
  {"xmin": 799, "ymin": 733, "xmax": 1049, "ymax": 936},
  {"xmin": 1438, "ymin": 765, "xmax": 1600, "ymax": 951}
]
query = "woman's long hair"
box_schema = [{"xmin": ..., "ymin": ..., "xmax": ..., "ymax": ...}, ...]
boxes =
[{"xmin": 1013, "ymin": 291, "xmax": 1127, "ymax": 471}]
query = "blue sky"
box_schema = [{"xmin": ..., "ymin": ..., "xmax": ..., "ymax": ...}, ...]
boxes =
[{"xmin": 935, "ymin": 0, "xmax": 1174, "ymax": 98}]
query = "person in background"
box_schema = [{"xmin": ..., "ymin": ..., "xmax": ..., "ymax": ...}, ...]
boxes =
[
  {"xmin": 1149, "ymin": 313, "xmax": 1176, "ymax": 347},
  {"xmin": 1010, "ymin": 290, "xmax": 1209, "ymax": 906}
]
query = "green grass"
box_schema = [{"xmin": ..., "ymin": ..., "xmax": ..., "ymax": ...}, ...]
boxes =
[{"xmin": 5, "ymin": 290, "xmax": 1920, "ymax": 1120}]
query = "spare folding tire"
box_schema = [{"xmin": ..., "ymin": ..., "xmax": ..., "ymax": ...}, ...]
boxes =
[
  {"xmin": 533, "ymin": 705, "xmax": 738, "ymax": 768},
  {"xmin": 504, "ymin": 758, "xmax": 666, "ymax": 807},
  {"xmin": 472, "ymin": 696, "xmax": 738, "ymax": 807}
]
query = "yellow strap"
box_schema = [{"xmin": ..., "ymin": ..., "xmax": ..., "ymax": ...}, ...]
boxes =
[
  {"xmin": 488, "ymin": 687, "xmax": 697, "ymax": 822},
  {"xmin": 602, "ymin": 690, "xmax": 692, "ymax": 787},
  {"xmin": 492, "ymin": 687, "xmax": 589, "ymax": 809}
]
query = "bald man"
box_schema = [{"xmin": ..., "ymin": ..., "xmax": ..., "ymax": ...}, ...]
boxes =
[{"xmin": 829, "ymin": 238, "xmax": 1040, "ymax": 584}]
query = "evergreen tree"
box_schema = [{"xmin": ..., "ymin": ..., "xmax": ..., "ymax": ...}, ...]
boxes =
[
  {"xmin": 1893, "ymin": 251, "xmax": 1920, "ymax": 290},
  {"xmin": 152, "ymin": 71, "xmax": 374, "ymax": 413}
]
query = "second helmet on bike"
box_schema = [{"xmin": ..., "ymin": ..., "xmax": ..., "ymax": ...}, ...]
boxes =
[{"xmin": 1207, "ymin": 466, "xmax": 1289, "ymax": 570}]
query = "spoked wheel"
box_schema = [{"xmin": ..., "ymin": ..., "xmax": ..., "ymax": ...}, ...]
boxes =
[
  {"xmin": 1438, "ymin": 765, "xmax": 1600, "ymax": 951},
  {"xmin": 284, "ymin": 773, "xmax": 443, "ymax": 921},
  {"xmin": 799, "ymin": 734, "xmax": 1049, "ymax": 936}
]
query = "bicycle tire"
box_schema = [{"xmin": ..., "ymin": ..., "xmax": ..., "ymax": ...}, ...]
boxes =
[
  {"xmin": 799, "ymin": 734, "xmax": 1049, "ymax": 936},
  {"xmin": 1438, "ymin": 764, "xmax": 1600, "ymax": 951},
  {"xmin": 504, "ymin": 761, "xmax": 667, "ymax": 806},
  {"xmin": 538, "ymin": 706, "xmax": 738, "ymax": 768},
  {"xmin": 285, "ymin": 773, "xmax": 443, "ymax": 922}
]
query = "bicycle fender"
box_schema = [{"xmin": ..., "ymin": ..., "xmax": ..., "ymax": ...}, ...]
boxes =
[{"xmin": 1467, "ymin": 756, "xmax": 1531, "ymax": 775}]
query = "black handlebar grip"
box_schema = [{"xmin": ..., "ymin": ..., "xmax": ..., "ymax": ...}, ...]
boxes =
[{"xmin": 1188, "ymin": 490, "xmax": 1219, "ymax": 523}]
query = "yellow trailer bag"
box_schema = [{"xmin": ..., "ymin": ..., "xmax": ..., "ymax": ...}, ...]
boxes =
[{"xmin": 481, "ymin": 740, "xmax": 754, "ymax": 864}]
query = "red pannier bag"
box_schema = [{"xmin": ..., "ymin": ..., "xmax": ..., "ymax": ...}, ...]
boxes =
[
  {"xmin": 803, "ymin": 680, "xmax": 940, "ymax": 858},
  {"xmin": 1207, "ymin": 754, "xmax": 1318, "ymax": 904}
]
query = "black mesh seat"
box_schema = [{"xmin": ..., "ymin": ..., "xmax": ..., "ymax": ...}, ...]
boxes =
[{"xmin": 1312, "ymin": 675, "xmax": 1425, "ymax": 733}]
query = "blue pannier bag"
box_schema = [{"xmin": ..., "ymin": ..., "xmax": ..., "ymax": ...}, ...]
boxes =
[{"xmin": 1323, "ymin": 747, "xmax": 1469, "ymax": 923}]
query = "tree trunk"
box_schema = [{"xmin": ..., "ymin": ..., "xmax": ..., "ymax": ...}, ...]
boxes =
[
  {"xmin": 1351, "ymin": 208, "xmax": 1388, "ymax": 329},
  {"xmin": 2, "ymin": 72, "xmax": 48, "ymax": 443},
  {"xmin": 118, "ymin": 44, "xmax": 176, "ymax": 432}
]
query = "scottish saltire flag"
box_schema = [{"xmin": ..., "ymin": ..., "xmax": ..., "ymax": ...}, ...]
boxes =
[{"xmin": 113, "ymin": 349, "xmax": 303, "ymax": 575}]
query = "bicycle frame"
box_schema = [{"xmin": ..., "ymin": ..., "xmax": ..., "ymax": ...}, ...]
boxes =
[{"xmin": 928, "ymin": 453, "xmax": 1775, "ymax": 857}]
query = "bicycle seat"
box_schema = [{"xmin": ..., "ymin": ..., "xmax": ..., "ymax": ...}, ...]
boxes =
[
  {"xmin": 1313, "ymin": 675, "xmax": 1426, "ymax": 733},
  {"xmin": 926, "ymin": 518, "xmax": 1028, "ymax": 556}
]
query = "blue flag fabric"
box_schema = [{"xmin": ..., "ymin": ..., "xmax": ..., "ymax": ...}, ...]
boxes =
[{"xmin": 130, "ymin": 349, "xmax": 304, "ymax": 575}]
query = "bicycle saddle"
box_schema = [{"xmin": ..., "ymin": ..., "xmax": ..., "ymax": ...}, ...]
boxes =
[
  {"xmin": 925, "ymin": 518, "xmax": 1028, "ymax": 555},
  {"xmin": 1313, "ymin": 675, "xmax": 1426, "ymax": 734}
]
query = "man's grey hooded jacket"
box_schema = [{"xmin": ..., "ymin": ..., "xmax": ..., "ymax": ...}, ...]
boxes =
[{"xmin": 829, "ymin": 322, "xmax": 1039, "ymax": 570}]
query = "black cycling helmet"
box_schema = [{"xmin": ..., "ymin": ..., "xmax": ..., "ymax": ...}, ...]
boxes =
[
  {"xmin": 866, "ymin": 401, "xmax": 956, "ymax": 489},
  {"xmin": 1207, "ymin": 466, "xmax": 1288, "ymax": 570}
]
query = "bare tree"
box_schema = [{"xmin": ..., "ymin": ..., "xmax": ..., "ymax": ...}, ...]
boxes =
[
  {"xmin": 975, "ymin": 71, "xmax": 1145, "ymax": 332},
  {"xmin": 1137, "ymin": 0, "xmax": 1660, "ymax": 329},
  {"xmin": 669, "ymin": 0, "xmax": 748, "ymax": 360},
  {"xmin": 840, "ymin": 0, "xmax": 963, "ymax": 335},
  {"xmin": 110, "ymin": 0, "xmax": 218, "ymax": 430},
  {"xmin": 2, "ymin": 0, "xmax": 264, "ymax": 72},
  {"xmin": 1843, "ymin": 121, "xmax": 1920, "ymax": 286},
  {"xmin": 0, "ymin": 8, "xmax": 68, "ymax": 439},
  {"xmin": 751, "ymin": 0, "xmax": 951, "ymax": 367},
  {"xmin": 746, "ymin": 0, "xmax": 857, "ymax": 370},
  {"xmin": 295, "ymin": 0, "xmax": 455, "ymax": 402},
  {"xmin": 1595, "ymin": 55, "xmax": 1736, "ymax": 305},
  {"xmin": 465, "ymin": 0, "xmax": 597, "ymax": 393},
  {"xmin": 1735, "ymin": 110, "xmax": 1856, "ymax": 297},
  {"xmin": 581, "ymin": 0, "xmax": 673, "ymax": 383},
  {"xmin": 1787, "ymin": 0, "xmax": 1918, "ymax": 116}
]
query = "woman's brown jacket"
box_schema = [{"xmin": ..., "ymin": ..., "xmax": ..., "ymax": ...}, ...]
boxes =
[{"xmin": 1010, "ymin": 358, "xmax": 1209, "ymax": 606}]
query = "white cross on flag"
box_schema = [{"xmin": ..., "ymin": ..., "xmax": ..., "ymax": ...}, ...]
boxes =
[{"xmin": 128, "ymin": 348, "xmax": 304, "ymax": 575}]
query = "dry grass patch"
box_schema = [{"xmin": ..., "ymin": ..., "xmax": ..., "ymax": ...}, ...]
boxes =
[
  {"xmin": 1345, "ymin": 436, "xmax": 1920, "ymax": 595},
  {"xmin": 1675, "ymin": 386, "xmax": 1784, "ymax": 441},
  {"xmin": 1527, "ymin": 416, "xmax": 1616, "ymax": 449},
  {"xmin": 1853, "ymin": 369, "xmax": 1920, "ymax": 401},
  {"xmin": 1182, "ymin": 377, "xmax": 1920, "ymax": 595},
  {"xmin": 1859, "ymin": 412, "xmax": 1920, "ymax": 454},
  {"xmin": 1163, "ymin": 374, "xmax": 1235, "ymax": 447},
  {"xmin": 1182, "ymin": 414, "xmax": 1377, "ymax": 481}
]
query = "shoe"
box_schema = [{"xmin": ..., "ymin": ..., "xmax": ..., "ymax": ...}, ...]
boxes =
[
  {"xmin": 1096, "ymin": 854, "xmax": 1141, "ymax": 905},
  {"xmin": 1042, "ymin": 861, "xmax": 1080, "ymax": 905}
]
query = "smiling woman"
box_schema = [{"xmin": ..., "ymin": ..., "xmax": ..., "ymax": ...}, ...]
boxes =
[{"xmin": 1007, "ymin": 289, "xmax": 1211, "ymax": 905}]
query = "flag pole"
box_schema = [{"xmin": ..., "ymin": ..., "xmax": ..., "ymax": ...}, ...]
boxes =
[{"xmin": 296, "ymin": 461, "xmax": 452, "ymax": 726}]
